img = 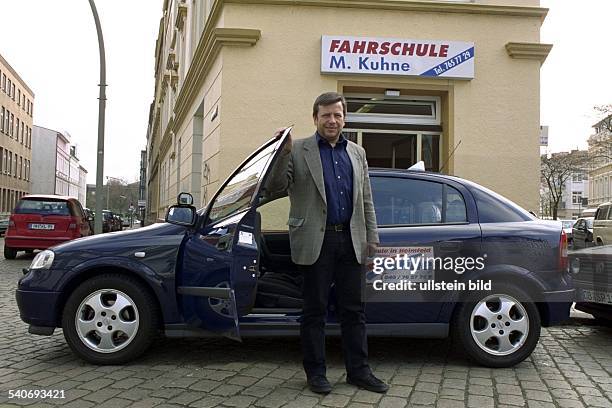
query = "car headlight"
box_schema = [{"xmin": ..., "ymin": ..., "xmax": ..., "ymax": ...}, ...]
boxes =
[
  {"xmin": 30, "ymin": 250, "xmax": 55, "ymax": 270},
  {"xmin": 570, "ymin": 257, "xmax": 580, "ymax": 275}
]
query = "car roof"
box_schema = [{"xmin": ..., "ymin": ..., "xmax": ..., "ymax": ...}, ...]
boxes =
[
  {"xmin": 369, "ymin": 168, "xmax": 464, "ymax": 181},
  {"xmin": 21, "ymin": 194, "xmax": 74, "ymax": 201}
]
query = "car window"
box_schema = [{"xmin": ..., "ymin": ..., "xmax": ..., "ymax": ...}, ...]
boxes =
[
  {"xmin": 371, "ymin": 177, "xmax": 467, "ymax": 226},
  {"xmin": 469, "ymin": 186, "xmax": 532, "ymax": 223},
  {"xmin": 446, "ymin": 187, "xmax": 467, "ymax": 223},
  {"xmin": 596, "ymin": 206, "xmax": 609, "ymax": 220},
  {"xmin": 14, "ymin": 199, "xmax": 72, "ymax": 216},
  {"xmin": 586, "ymin": 218, "xmax": 593, "ymax": 228},
  {"xmin": 574, "ymin": 220, "xmax": 583, "ymax": 229},
  {"xmin": 561, "ymin": 221, "xmax": 573, "ymax": 229},
  {"xmin": 208, "ymin": 138, "xmax": 282, "ymax": 224}
]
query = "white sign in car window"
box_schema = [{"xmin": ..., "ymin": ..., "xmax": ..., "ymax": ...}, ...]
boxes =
[{"xmin": 321, "ymin": 35, "xmax": 474, "ymax": 79}]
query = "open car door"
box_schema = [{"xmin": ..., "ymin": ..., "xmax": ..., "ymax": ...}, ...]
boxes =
[{"xmin": 176, "ymin": 128, "xmax": 291, "ymax": 340}]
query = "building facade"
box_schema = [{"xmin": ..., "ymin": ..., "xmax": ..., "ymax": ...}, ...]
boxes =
[
  {"xmin": 557, "ymin": 170, "xmax": 589, "ymax": 220},
  {"xmin": 146, "ymin": 0, "xmax": 551, "ymax": 222},
  {"xmin": 0, "ymin": 53, "xmax": 33, "ymax": 215},
  {"xmin": 31, "ymin": 126, "xmax": 87, "ymax": 201},
  {"xmin": 587, "ymin": 114, "xmax": 612, "ymax": 208}
]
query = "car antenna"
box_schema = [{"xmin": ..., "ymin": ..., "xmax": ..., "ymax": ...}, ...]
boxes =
[{"xmin": 439, "ymin": 140, "xmax": 462, "ymax": 173}]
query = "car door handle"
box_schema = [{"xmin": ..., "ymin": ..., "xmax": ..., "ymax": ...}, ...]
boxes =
[{"xmin": 440, "ymin": 241, "xmax": 461, "ymax": 251}]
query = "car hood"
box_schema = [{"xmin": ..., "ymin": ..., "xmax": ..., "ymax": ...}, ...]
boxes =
[{"xmin": 50, "ymin": 222, "xmax": 188, "ymax": 255}]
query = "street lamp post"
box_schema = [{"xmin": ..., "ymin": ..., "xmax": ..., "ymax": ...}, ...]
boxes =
[{"xmin": 88, "ymin": 0, "xmax": 107, "ymax": 235}]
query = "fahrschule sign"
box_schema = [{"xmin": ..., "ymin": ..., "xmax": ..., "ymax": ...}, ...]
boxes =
[{"xmin": 321, "ymin": 35, "xmax": 474, "ymax": 79}]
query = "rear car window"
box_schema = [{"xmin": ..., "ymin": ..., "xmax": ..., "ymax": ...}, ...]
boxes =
[
  {"xmin": 14, "ymin": 199, "xmax": 72, "ymax": 216},
  {"xmin": 468, "ymin": 186, "xmax": 533, "ymax": 223}
]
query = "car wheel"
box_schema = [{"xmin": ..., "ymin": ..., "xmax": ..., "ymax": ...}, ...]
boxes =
[
  {"xmin": 4, "ymin": 246, "xmax": 17, "ymax": 260},
  {"xmin": 452, "ymin": 284, "xmax": 540, "ymax": 368},
  {"xmin": 61, "ymin": 274, "xmax": 159, "ymax": 364}
]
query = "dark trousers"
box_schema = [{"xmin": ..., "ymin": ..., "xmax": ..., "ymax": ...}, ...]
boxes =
[{"xmin": 300, "ymin": 229, "xmax": 370, "ymax": 379}]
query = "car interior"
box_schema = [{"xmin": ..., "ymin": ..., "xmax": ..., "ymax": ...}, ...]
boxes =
[{"xmin": 253, "ymin": 197, "xmax": 304, "ymax": 310}]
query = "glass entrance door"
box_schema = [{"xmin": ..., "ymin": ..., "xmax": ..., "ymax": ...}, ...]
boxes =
[
  {"xmin": 362, "ymin": 132, "xmax": 417, "ymax": 169},
  {"xmin": 344, "ymin": 130, "xmax": 441, "ymax": 171}
]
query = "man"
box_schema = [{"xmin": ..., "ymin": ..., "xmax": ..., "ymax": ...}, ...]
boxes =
[{"xmin": 269, "ymin": 92, "xmax": 388, "ymax": 394}]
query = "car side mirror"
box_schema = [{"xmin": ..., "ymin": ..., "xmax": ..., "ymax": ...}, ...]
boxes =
[
  {"xmin": 166, "ymin": 205, "xmax": 196, "ymax": 226},
  {"xmin": 177, "ymin": 192, "xmax": 194, "ymax": 206}
]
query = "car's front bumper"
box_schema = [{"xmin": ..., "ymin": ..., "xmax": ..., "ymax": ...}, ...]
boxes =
[{"xmin": 15, "ymin": 288, "xmax": 62, "ymax": 328}]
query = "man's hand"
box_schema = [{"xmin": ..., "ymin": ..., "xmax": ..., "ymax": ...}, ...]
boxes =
[
  {"xmin": 367, "ymin": 242, "xmax": 378, "ymax": 257},
  {"xmin": 274, "ymin": 127, "xmax": 292, "ymax": 153}
]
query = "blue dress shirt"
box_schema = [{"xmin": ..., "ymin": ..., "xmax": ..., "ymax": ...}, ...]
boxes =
[{"xmin": 317, "ymin": 132, "xmax": 354, "ymax": 225}]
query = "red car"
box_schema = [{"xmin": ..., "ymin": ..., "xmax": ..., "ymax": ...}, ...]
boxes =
[{"xmin": 4, "ymin": 195, "xmax": 92, "ymax": 259}]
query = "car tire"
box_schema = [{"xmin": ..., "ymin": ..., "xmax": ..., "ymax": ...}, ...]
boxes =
[
  {"xmin": 61, "ymin": 274, "xmax": 160, "ymax": 365},
  {"xmin": 452, "ymin": 284, "xmax": 541, "ymax": 368},
  {"xmin": 4, "ymin": 246, "xmax": 17, "ymax": 260}
]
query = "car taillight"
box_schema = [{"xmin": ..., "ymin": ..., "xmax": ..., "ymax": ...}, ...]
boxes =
[{"xmin": 559, "ymin": 230, "xmax": 568, "ymax": 272}]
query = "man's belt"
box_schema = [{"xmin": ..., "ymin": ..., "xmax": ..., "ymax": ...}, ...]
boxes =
[{"xmin": 325, "ymin": 223, "xmax": 349, "ymax": 232}]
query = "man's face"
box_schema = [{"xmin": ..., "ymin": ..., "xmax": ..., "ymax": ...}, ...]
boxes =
[{"xmin": 314, "ymin": 101, "xmax": 345, "ymax": 142}]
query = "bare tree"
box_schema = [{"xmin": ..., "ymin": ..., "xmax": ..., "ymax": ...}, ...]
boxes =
[{"xmin": 541, "ymin": 150, "xmax": 589, "ymax": 220}]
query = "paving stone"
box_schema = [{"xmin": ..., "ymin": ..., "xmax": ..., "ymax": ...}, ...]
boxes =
[
  {"xmin": 352, "ymin": 389, "xmax": 383, "ymax": 404},
  {"xmin": 467, "ymin": 395, "xmax": 494, "ymax": 408},
  {"xmin": 379, "ymin": 396, "xmax": 408, "ymax": 408},
  {"xmin": 410, "ymin": 391, "xmax": 437, "ymax": 405},
  {"xmin": 320, "ymin": 393, "xmax": 351, "ymax": 407}
]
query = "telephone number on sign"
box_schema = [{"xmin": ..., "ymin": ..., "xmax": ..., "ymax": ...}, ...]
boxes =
[{"xmin": 8, "ymin": 390, "xmax": 65, "ymax": 399}]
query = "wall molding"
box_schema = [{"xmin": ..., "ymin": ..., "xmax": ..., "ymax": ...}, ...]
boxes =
[{"xmin": 505, "ymin": 42, "xmax": 553, "ymax": 64}]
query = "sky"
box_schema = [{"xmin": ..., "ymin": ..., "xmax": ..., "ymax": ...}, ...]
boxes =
[
  {"xmin": 0, "ymin": 1, "xmax": 609, "ymax": 185},
  {"xmin": 540, "ymin": 0, "xmax": 612, "ymax": 152},
  {"xmin": 0, "ymin": 0, "xmax": 163, "ymax": 184}
]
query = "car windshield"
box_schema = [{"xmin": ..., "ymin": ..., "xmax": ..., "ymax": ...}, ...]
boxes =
[
  {"xmin": 562, "ymin": 221, "xmax": 573, "ymax": 228},
  {"xmin": 14, "ymin": 199, "xmax": 71, "ymax": 216}
]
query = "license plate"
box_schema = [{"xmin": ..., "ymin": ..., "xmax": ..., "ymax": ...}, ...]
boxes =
[
  {"xmin": 29, "ymin": 223, "xmax": 55, "ymax": 230},
  {"xmin": 578, "ymin": 288, "xmax": 612, "ymax": 305}
]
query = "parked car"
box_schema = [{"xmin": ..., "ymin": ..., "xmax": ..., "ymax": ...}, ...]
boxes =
[
  {"xmin": 560, "ymin": 220, "xmax": 574, "ymax": 246},
  {"xmin": 102, "ymin": 210, "xmax": 116, "ymax": 233},
  {"xmin": 571, "ymin": 217, "xmax": 594, "ymax": 249},
  {"xmin": 83, "ymin": 208, "xmax": 95, "ymax": 232},
  {"xmin": 16, "ymin": 132, "xmax": 573, "ymax": 368},
  {"xmin": 0, "ymin": 217, "xmax": 9, "ymax": 236},
  {"xmin": 569, "ymin": 245, "xmax": 612, "ymax": 323},
  {"xmin": 593, "ymin": 202, "xmax": 612, "ymax": 246},
  {"xmin": 115, "ymin": 215, "xmax": 123, "ymax": 231},
  {"xmin": 5, "ymin": 195, "xmax": 92, "ymax": 259}
]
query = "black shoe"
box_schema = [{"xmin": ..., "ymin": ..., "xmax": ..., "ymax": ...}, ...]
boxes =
[
  {"xmin": 307, "ymin": 375, "xmax": 332, "ymax": 394},
  {"xmin": 347, "ymin": 373, "xmax": 389, "ymax": 393}
]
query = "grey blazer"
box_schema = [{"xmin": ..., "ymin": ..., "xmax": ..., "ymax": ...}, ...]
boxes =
[{"xmin": 268, "ymin": 133, "xmax": 379, "ymax": 265}]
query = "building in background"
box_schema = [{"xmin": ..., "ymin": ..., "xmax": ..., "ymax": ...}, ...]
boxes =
[
  {"xmin": 31, "ymin": 126, "xmax": 87, "ymax": 201},
  {"xmin": 0, "ymin": 52, "xmax": 33, "ymax": 214},
  {"xmin": 557, "ymin": 168, "xmax": 589, "ymax": 219},
  {"xmin": 145, "ymin": 0, "xmax": 551, "ymax": 222},
  {"xmin": 588, "ymin": 114, "xmax": 612, "ymax": 208}
]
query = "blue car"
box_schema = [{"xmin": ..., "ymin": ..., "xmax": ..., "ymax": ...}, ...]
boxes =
[{"xmin": 16, "ymin": 132, "xmax": 574, "ymax": 367}]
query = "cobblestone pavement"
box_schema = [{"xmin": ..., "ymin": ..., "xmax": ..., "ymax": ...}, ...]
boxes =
[{"xmin": 1, "ymin": 242, "xmax": 611, "ymax": 407}]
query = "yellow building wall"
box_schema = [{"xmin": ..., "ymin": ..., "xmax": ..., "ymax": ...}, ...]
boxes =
[{"xmin": 213, "ymin": 2, "xmax": 544, "ymax": 212}]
